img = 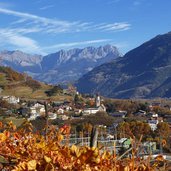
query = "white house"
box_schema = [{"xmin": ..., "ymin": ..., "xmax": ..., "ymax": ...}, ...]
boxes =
[
  {"xmin": 148, "ymin": 120, "xmax": 158, "ymax": 131},
  {"xmin": 28, "ymin": 113, "xmax": 40, "ymax": 121},
  {"xmin": 83, "ymin": 108, "xmax": 99, "ymax": 115},
  {"xmin": 64, "ymin": 106, "xmax": 72, "ymax": 111},
  {"xmin": 48, "ymin": 113, "xmax": 57, "ymax": 120},
  {"xmin": 2, "ymin": 96, "xmax": 20, "ymax": 104},
  {"xmin": 83, "ymin": 104, "xmax": 106, "ymax": 115},
  {"xmin": 57, "ymin": 108, "xmax": 64, "ymax": 114},
  {"xmin": 30, "ymin": 107, "xmax": 37, "ymax": 114},
  {"xmin": 61, "ymin": 115, "xmax": 69, "ymax": 120},
  {"xmin": 148, "ymin": 113, "xmax": 163, "ymax": 131},
  {"xmin": 30, "ymin": 103, "xmax": 45, "ymax": 115}
]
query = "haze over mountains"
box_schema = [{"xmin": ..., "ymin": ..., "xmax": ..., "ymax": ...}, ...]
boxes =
[
  {"xmin": 0, "ymin": 45, "xmax": 120, "ymax": 84},
  {"xmin": 76, "ymin": 32, "xmax": 171, "ymax": 99}
]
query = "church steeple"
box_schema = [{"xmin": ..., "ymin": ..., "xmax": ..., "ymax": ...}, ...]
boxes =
[{"xmin": 95, "ymin": 94, "xmax": 100, "ymax": 107}]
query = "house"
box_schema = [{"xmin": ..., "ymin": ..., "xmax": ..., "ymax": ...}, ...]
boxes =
[
  {"xmin": 29, "ymin": 103, "xmax": 45, "ymax": 115},
  {"xmin": 2, "ymin": 96, "xmax": 20, "ymax": 104},
  {"xmin": 74, "ymin": 109, "xmax": 82, "ymax": 115},
  {"xmin": 30, "ymin": 107, "xmax": 37, "ymax": 114},
  {"xmin": 57, "ymin": 108, "xmax": 64, "ymax": 114},
  {"xmin": 64, "ymin": 105, "xmax": 72, "ymax": 111},
  {"xmin": 83, "ymin": 108, "xmax": 99, "ymax": 115},
  {"xmin": 134, "ymin": 110, "xmax": 146, "ymax": 116},
  {"xmin": 110, "ymin": 111, "xmax": 127, "ymax": 118},
  {"xmin": 148, "ymin": 113, "xmax": 163, "ymax": 131},
  {"xmin": 28, "ymin": 113, "xmax": 40, "ymax": 120},
  {"xmin": 142, "ymin": 142, "xmax": 157, "ymax": 153},
  {"xmin": 82, "ymin": 104, "xmax": 106, "ymax": 115},
  {"xmin": 58, "ymin": 114, "xmax": 69, "ymax": 120},
  {"xmin": 149, "ymin": 102, "xmax": 161, "ymax": 111},
  {"xmin": 118, "ymin": 138, "xmax": 131, "ymax": 149},
  {"xmin": 148, "ymin": 120, "xmax": 158, "ymax": 131},
  {"xmin": 52, "ymin": 101, "xmax": 64, "ymax": 107},
  {"xmin": 17, "ymin": 107, "xmax": 30, "ymax": 117},
  {"xmin": 48, "ymin": 113, "xmax": 57, "ymax": 120}
]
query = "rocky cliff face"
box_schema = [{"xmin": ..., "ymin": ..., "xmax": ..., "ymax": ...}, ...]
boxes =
[
  {"xmin": 39, "ymin": 45, "xmax": 121, "ymax": 84},
  {"xmin": 0, "ymin": 45, "xmax": 121, "ymax": 84},
  {"xmin": 0, "ymin": 50, "xmax": 42, "ymax": 73}
]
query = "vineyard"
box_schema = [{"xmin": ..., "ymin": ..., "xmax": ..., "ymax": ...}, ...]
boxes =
[{"xmin": 0, "ymin": 121, "xmax": 170, "ymax": 171}]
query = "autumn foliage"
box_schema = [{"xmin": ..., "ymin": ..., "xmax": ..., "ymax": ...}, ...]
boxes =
[{"xmin": 0, "ymin": 121, "xmax": 163, "ymax": 171}]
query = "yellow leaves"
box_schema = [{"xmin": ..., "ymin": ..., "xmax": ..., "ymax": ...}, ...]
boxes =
[
  {"xmin": 71, "ymin": 145, "xmax": 81, "ymax": 157},
  {"xmin": 57, "ymin": 134, "xmax": 63, "ymax": 142},
  {"xmin": 101, "ymin": 151, "xmax": 111, "ymax": 160},
  {"xmin": 0, "ymin": 130, "xmax": 10, "ymax": 142},
  {"xmin": 27, "ymin": 160, "xmax": 37, "ymax": 170},
  {"xmin": 12, "ymin": 162, "xmax": 27, "ymax": 171},
  {"xmin": 0, "ymin": 132, "xmax": 7, "ymax": 142},
  {"xmin": 92, "ymin": 156, "xmax": 101, "ymax": 164},
  {"xmin": 155, "ymin": 155, "xmax": 164, "ymax": 161},
  {"xmin": 91, "ymin": 147, "xmax": 99, "ymax": 157},
  {"xmin": 12, "ymin": 125, "xmax": 17, "ymax": 131},
  {"xmin": 12, "ymin": 160, "xmax": 37, "ymax": 171},
  {"xmin": 36, "ymin": 141, "xmax": 46, "ymax": 149},
  {"xmin": 44, "ymin": 155, "xmax": 51, "ymax": 163}
]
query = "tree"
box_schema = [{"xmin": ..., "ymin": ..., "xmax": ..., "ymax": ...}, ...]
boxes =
[
  {"xmin": 129, "ymin": 121, "xmax": 151, "ymax": 140},
  {"xmin": 117, "ymin": 122, "xmax": 132, "ymax": 138},
  {"xmin": 117, "ymin": 121, "xmax": 151, "ymax": 141},
  {"xmin": 155, "ymin": 122, "xmax": 170, "ymax": 139},
  {"xmin": 45, "ymin": 85, "xmax": 63, "ymax": 96}
]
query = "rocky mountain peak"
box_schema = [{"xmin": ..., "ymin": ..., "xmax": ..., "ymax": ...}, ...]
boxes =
[{"xmin": 0, "ymin": 45, "xmax": 121, "ymax": 84}]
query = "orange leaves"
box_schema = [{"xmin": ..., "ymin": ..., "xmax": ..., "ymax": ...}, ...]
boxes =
[
  {"xmin": 0, "ymin": 123, "xmax": 158, "ymax": 171},
  {"xmin": 0, "ymin": 121, "xmax": 3, "ymax": 128},
  {"xmin": 13, "ymin": 132, "xmax": 20, "ymax": 140},
  {"xmin": 59, "ymin": 124, "xmax": 71, "ymax": 135},
  {"xmin": 162, "ymin": 139, "xmax": 167, "ymax": 147}
]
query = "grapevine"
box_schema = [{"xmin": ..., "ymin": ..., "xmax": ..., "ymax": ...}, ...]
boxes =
[{"xmin": 0, "ymin": 121, "xmax": 164, "ymax": 170}]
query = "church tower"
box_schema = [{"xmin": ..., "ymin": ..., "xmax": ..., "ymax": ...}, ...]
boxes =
[{"xmin": 95, "ymin": 94, "xmax": 101, "ymax": 107}]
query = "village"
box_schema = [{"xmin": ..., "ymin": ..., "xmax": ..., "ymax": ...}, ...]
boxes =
[{"xmin": 0, "ymin": 88, "xmax": 171, "ymax": 159}]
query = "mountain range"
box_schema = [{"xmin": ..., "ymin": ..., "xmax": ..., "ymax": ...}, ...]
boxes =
[
  {"xmin": 0, "ymin": 45, "xmax": 120, "ymax": 84},
  {"xmin": 2, "ymin": 31, "xmax": 171, "ymax": 99},
  {"xmin": 76, "ymin": 32, "xmax": 171, "ymax": 99}
]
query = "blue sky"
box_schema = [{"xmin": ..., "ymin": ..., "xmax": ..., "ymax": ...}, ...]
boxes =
[{"xmin": 0, "ymin": 0, "xmax": 171, "ymax": 55}]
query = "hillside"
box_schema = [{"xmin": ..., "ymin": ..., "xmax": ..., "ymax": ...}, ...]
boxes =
[
  {"xmin": 76, "ymin": 32, "xmax": 171, "ymax": 98},
  {"xmin": 0, "ymin": 45, "xmax": 121, "ymax": 84},
  {"xmin": 0, "ymin": 66, "xmax": 71, "ymax": 101}
]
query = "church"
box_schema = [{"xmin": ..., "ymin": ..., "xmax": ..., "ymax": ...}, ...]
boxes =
[{"xmin": 82, "ymin": 94, "xmax": 106, "ymax": 115}]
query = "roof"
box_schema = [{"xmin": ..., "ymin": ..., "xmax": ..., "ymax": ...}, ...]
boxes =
[{"xmin": 110, "ymin": 112, "xmax": 127, "ymax": 117}]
